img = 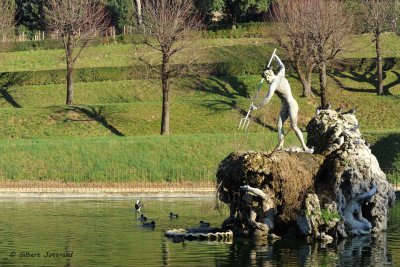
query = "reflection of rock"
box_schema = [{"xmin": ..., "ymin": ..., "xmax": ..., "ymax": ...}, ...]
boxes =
[
  {"xmin": 218, "ymin": 232, "xmax": 392, "ymax": 267},
  {"xmin": 217, "ymin": 108, "xmax": 395, "ymax": 240},
  {"xmin": 336, "ymin": 234, "xmax": 391, "ymax": 266}
]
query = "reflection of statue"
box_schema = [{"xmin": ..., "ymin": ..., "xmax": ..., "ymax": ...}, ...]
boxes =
[
  {"xmin": 251, "ymin": 54, "xmax": 313, "ymax": 153},
  {"xmin": 342, "ymin": 185, "xmax": 377, "ymax": 235}
]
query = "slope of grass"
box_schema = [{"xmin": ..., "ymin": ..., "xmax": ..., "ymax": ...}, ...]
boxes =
[
  {"xmin": 0, "ymin": 74, "xmax": 399, "ymax": 138},
  {"xmin": 0, "ymin": 34, "xmax": 399, "ymax": 182},
  {"xmin": 1, "ymin": 33, "xmax": 400, "ymax": 72},
  {"xmin": 0, "ymin": 38, "xmax": 272, "ymax": 72}
]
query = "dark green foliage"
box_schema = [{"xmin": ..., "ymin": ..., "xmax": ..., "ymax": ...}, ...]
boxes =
[
  {"xmin": 369, "ymin": 132, "xmax": 400, "ymax": 171},
  {"xmin": 104, "ymin": 0, "xmax": 135, "ymax": 33},
  {"xmin": 321, "ymin": 209, "xmax": 340, "ymax": 225},
  {"xmin": 15, "ymin": 0, "xmax": 45, "ymax": 32},
  {"xmin": 15, "ymin": 0, "xmax": 135, "ymax": 34},
  {"xmin": 206, "ymin": 0, "xmax": 273, "ymax": 28}
]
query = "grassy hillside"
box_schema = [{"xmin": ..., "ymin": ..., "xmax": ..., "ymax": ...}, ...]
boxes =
[
  {"xmin": 1, "ymin": 34, "xmax": 400, "ymax": 72},
  {"xmin": 0, "ymin": 33, "xmax": 399, "ymax": 183}
]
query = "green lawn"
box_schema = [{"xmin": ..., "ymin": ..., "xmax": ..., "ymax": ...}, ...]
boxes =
[
  {"xmin": 0, "ymin": 33, "xmax": 399, "ymax": 182},
  {"xmin": 1, "ymin": 34, "xmax": 400, "ymax": 72}
]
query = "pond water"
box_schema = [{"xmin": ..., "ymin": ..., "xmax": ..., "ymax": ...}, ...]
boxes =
[{"xmin": 0, "ymin": 198, "xmax": 399, "ymax": 267}]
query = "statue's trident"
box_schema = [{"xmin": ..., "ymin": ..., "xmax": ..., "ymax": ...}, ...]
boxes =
[{"xmin": 238, "ymin": 49, "xmax": 276, "ymax": 131}]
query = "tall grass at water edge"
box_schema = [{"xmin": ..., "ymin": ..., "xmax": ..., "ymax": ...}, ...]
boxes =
[{"xmin": 0, "ymin": 133, "xmax": 293, "ymax": 182}]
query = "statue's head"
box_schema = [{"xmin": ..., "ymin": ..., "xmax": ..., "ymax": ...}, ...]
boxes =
[{"xmin": 262, "ymin": 67, "xmax": 275, "ymax": 84}]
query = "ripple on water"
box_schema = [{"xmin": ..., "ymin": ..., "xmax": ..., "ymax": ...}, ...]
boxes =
[{"xmin": 0, "ymin": 199, "xmax": 399, "ymax": 266}]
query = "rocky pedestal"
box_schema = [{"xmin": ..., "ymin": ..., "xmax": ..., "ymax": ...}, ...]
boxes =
[{"xmin": 217, "ymin": 109, "xmax": 395, "ymax": 241}]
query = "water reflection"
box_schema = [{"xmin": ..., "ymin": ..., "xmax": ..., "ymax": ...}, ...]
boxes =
[
  {"xmin": 337, "ymin": 234, "xmax": 392, "ymax": 266},
  {"xmin": 0, "ymin": 199, "xmax": 398, "ymax": 267},
  {"xmin": 217, "ymin": 233, "xmax": 393, "ymax": 267}
]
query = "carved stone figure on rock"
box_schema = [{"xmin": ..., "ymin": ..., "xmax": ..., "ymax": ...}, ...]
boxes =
[{"xmin": 342, "ymin": 185, "xmax": 377, "ymax": 235}]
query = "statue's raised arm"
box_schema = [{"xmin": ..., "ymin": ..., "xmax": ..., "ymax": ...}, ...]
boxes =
[{"xmin": 274, "ymin": 54, "xmax": 285, "ymax": 78}]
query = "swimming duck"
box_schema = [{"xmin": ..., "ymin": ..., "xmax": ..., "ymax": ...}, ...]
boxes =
[
  {"xmin": 169, "ymin": 212, "xmax": 179, "ymax": 218},
  {"xmin": 200, "ymin": 220, "xmax": 210, "ymax": 227},
  {"xmin": 143, "ymin": 221, "xmax": 155, "ymax": 228},
  {"xmin": 135, "ymin": 200, "xmax": 142, "ymax": 212},
  {"xmin": 139, "ymin": 214, "xmax": 147, "ymax": 222}
]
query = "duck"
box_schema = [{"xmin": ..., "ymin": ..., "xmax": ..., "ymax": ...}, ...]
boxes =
[
  {"xmin": 135, "ymin": 200, "xmax": 142, "ymax": 212},
  {"xmin": 143, "ymin": 221, "xmax": 155, "ymax": 228},
  {"xmin": 200, "ymin": 220, "xmax": 210, "ymax": 227},
  {"xmin": 169, "ymin": 212, "xmax": 179, "ymax": 218},
  {"xmin": 139, "ymin": 214, "xmax": 147, "ymax": 222}
]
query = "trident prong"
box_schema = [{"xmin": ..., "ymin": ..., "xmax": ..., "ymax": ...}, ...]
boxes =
[{"xmin": 238, "ymin": 105, "xmax": 252, "ymax": 131}]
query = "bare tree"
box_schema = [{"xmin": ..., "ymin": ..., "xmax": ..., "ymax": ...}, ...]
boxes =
[
  {"xmin": 0, "ymin": 0, "xmax": 15, "ymax": 43},
  {"xmin": 44, "ymin": 0, "xmax": 110, "ymax": 105},
  {"xmin": 273, "ymin": 0, "xmax": 351, "ymax": 108},
  {"xmin": 272, "ymin": 0, "xmax": 316, "ymax": 97},
  {"xmin": 310, "ymin": 0, "xmax": 352, "ymax": 108},
  {"xmin": 362, "ymin": 0, "xmax": 399, "ymax": 95},
  {"xmin": 138, "ymin": 0, "xmax": 203, "ymax": 135}
]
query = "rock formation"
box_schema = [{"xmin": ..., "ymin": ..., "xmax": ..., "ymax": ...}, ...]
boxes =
[{"xmin": 217, "ymin": 109, "xmax": 395, "ymax": 241}]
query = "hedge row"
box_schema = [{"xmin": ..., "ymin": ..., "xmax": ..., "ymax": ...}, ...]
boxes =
[
  {"xmin": 1, "ymin": 57, "xmax": 399, "ymax": 87},
  {"xmin": 0, "ymin": 23, "xmax": 272, "ymax": 52},
  {"xmin": 0, "ymin": 60, "xmax": 266, "ymax": 86},
  {"xmin": 0, "ymin": 34, "xmax": 147, "ymax": 52}
]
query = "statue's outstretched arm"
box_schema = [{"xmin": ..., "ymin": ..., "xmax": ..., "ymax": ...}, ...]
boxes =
[
  {"xmin": 240, "ymin": 185, "xmax": 268, "ymax": 200},
  {"xmin": 257, "ymin": 82, "xmax": 276, "ymax": 109}
]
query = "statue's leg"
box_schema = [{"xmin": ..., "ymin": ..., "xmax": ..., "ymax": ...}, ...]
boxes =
[
  {"xmin": 357, "ymin": 208, "xmax": 372, "ymax": 230},
  {"xmin": 277, "ymin": 108, "xmax": 289, "ymax": 149},
  {"xmin": 288, "ymin": 103, "xmax": 311, "ymax": 152}
]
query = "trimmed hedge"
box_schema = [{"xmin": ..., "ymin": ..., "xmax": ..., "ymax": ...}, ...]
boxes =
[
  {"xmin": 0, "ymin": 23, "xmax": 271, "ymax": 52},
  {"xmin": 1, "ymin": 57, "xmax": 400, "ymax": 87},
  {"xmin": 203, "ymin": 22, "xmax": 274, "ymax": 39},
  {"xmin": 0, "ymin": 61, "xmax": 268, "ymax": 86},
  {"xmin": 0, "ymin": 34, "xmax": 147, "ymax": 52}
]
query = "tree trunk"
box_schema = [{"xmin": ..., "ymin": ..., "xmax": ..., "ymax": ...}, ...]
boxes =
[
  {"xmin": 231, "ymin": 13, "xmax": 237, "ymax": 30},
  {"xmin": 160, "ymin": 53, "xmax": 170, "ymax": 135},
  {"xmin": 65, "ymin": 36, "xmax": 74, "ymax": 105},
  {"xmin": 161, "ymin": 79, "xmax": 170, "ymax": 135},
  {"xmin": 296, "ymin": 60, "xmax": 314, "ymax": 97},
  {"xmin": 66, "ymin": 63, "xmax": 74, "ymax": 105},
  {"xmin": 135, "ymin": 0, "xmax": 142, "ymax": 27},
  {"xmin": 318, "ymin": 61, "xmax": 328, "ymax": 108},
  {"xmin": 375, "ymin": 32, "xmax": 384, "ymax": 95}
]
